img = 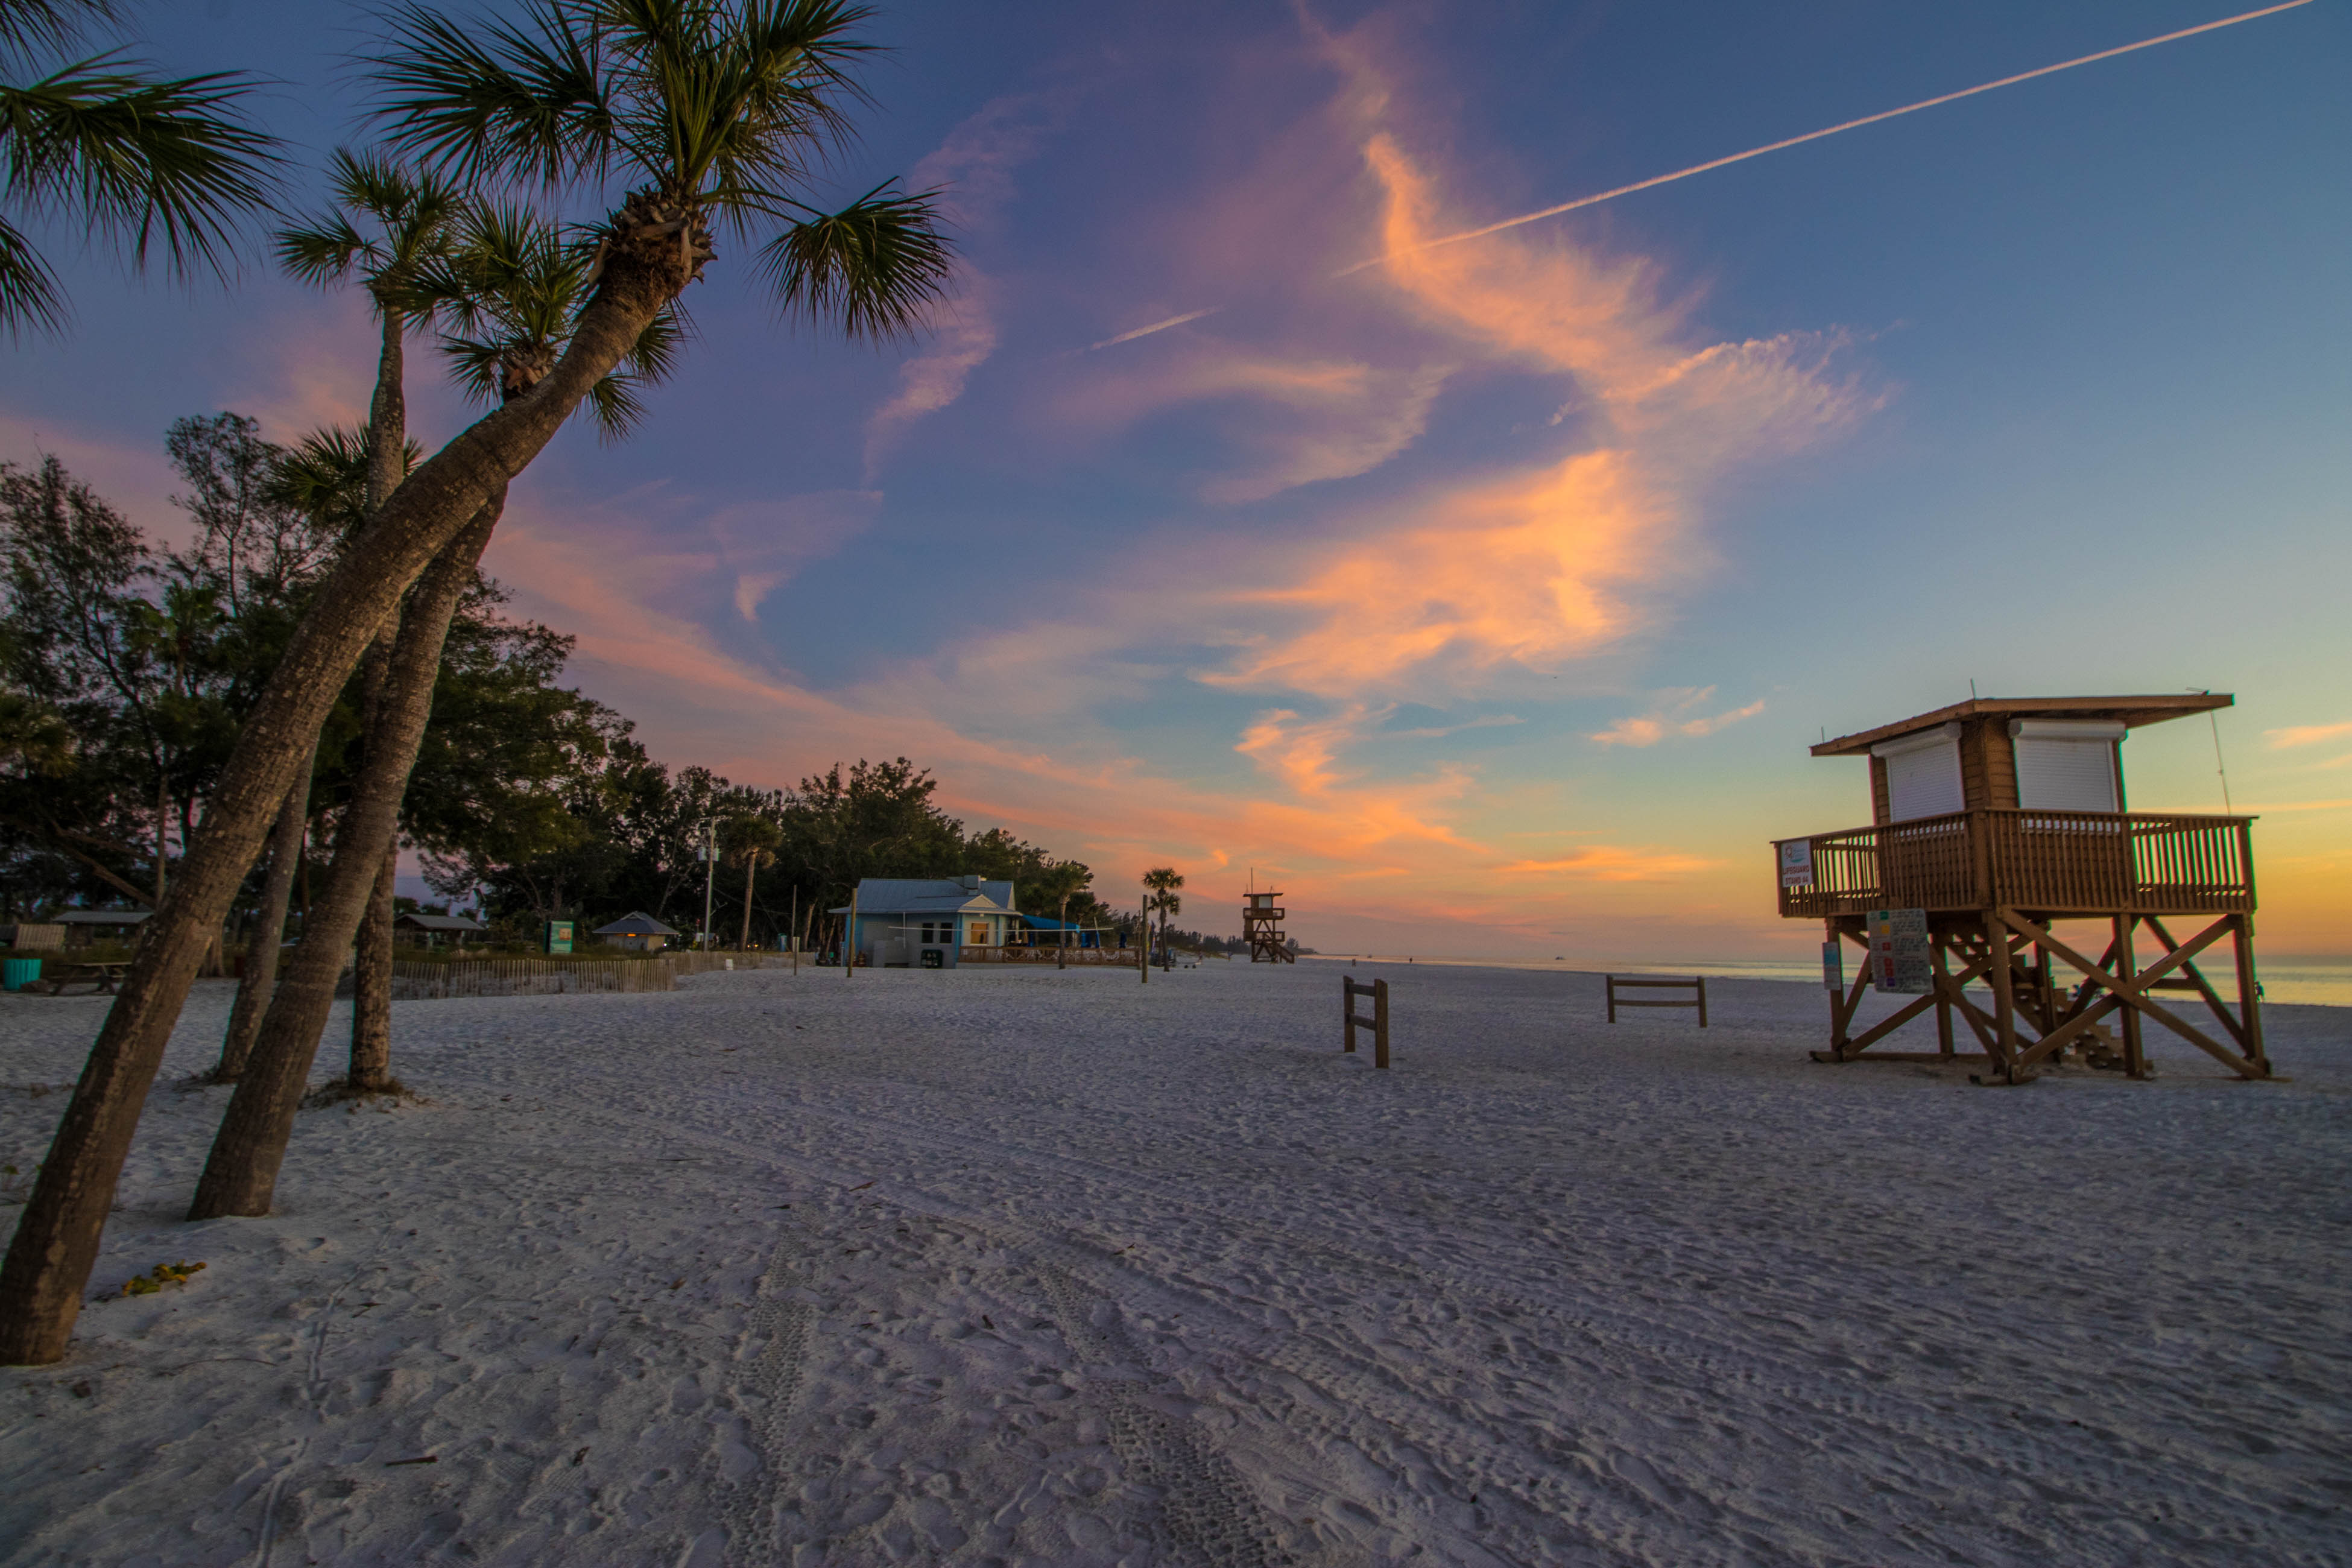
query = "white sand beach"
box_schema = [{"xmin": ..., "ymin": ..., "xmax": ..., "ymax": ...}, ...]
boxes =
[{"xmin": 2, "ymin": 962, "xmax": 2347, "ymax": 1566}]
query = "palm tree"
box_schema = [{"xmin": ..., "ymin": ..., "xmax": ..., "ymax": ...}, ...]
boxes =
[
  {"xmin": 724, "ymin": 813, "xmax": 782, "ymax": 949},
  {"xmin": 0, "ymin": 0, "xmax": 279, "ymax": 335},
  {"xmin": 1142, "ymin": 866, "xmax": 1184, "ymax": 972},
  {"xmin": 190, "ymin": 203, "xmax": 680, "ymax": 1215},
  {"xmin": 3, "ymin": 0, "xmax": 952, "ymax": 1365},
  {"xmin": 276, "ymin": 150, "xmax": 469, "ymax": 1100}
]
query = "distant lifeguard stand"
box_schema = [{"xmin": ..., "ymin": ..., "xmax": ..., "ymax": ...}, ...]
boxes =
[
  {"xmin": 1244, "ymin": 884, "xmax": 1294, "ymax": 963},
  {"xmin": 1772, "ymin": 694, "xmax": 2268, "ymax": 1084}
]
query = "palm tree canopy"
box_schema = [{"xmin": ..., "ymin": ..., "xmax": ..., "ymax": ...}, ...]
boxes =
[
  {"xmin": 421, "ymin": 198, "xmax": 682, "ymax": 439},
  {"xmin": 273, "ymin": 147, "xmax": 464, "ymax": 311},
  {"xmin": 368, "ymin": 0, "xmax": 952, "ymax": 342},
  {"xmin": 0, "ymin": 0, "xmax": 279, "ymax": 334}
]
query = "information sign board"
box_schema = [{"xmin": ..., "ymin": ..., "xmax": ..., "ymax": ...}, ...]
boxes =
[
  {"xmin": 1821, "ymin": 941, "xmax": 1844, "ymax": 994},
  {"xmin": 1779, "ymin": 839, "xmax": 1815, "ymax": 888},
  {"xmin": 1866, "ymin": 908, "xmax": 1932, "ymax": 994},
  {"xmin": 545, "ymin": 919, "xmax": 574, "ymax": 956}
]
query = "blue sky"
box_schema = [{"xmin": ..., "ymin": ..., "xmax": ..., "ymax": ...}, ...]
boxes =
[{"xmin": 4, "ymin": 0, "xmax": 2347, "ymax": 958}]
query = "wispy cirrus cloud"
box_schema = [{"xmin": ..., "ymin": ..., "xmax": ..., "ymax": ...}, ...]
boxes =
[
  {"xmin": 1590, "ymin": 686, "xmax": 1766, "ymax": 747},
  {"xmin": 2266, "ymin": 719, "xmax": 2352, "ymax": 748}
]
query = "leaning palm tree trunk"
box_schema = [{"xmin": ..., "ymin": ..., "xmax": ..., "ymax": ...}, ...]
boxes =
[
  {"xmin": 0, "ymin": 233, "xmax": 679, "ymax": 1364},
  {"xmin": 187, "ymin": 496, "xmax": 501, "ymax": 1220},
  {"xmin": 211, "ymin": 756, "xmax": 314, "ymax": 1081},
  {"xmin": 348, "ymin": 840, "xmax": 401, "ymax": 1091},
  {"xmin": 348, "ymin": 297, "xmax": 415, "ymax": 1092}
]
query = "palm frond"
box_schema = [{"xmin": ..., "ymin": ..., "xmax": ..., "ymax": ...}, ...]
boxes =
[
  {"xmin": 265, "ymin": 425, "xmax": 375, "ymax": 534},
  {"xmin": 755, "ymin": 181, "xmax": 952, "ymax": 342},
  {"xmin": 0, "ymin": 0, "xmax": 116, "ymax": 64},
  {"xmin": 272, "ymin": 209, "xmax": 373, "ymax": 286},
  {"xmin": 434, "ymin": 330, "xmax": 508, "ymax": 408},
  {"xmin": 582, "ymin": 367, "xmax": 647, "ymax": 442},
  {"xmin": 0, "ymin": 54, "xmax": 280, "ymax": 284},
  {"xmin": 367, "ymin": 0, "xmax": 611, "ymax": 189},
  {"xmin": 0, "ymin": 209, "xmax": 65, "ymax": 334}
]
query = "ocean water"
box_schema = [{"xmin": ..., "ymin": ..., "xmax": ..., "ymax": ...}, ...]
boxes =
[{"xmin": 1301, "ymin": 952, "xmax": 2352, "ymax": 1007}]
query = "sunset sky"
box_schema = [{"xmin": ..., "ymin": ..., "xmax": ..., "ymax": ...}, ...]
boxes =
[{"xmin": 4, "ymin": 1, "xmax": 2347, "ymax": 961}]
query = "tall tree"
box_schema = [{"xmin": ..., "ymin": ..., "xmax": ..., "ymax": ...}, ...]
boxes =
[
  {"xmin": 191, "ymin": 205, "xmax": 677, "ymax": 1209},
  {"xmin": 276, "ymin": 148, "xmax": 467, "ymax": 1103},
  {"xmin": 724, "ymin": 812, "xmax": 780, "ymax": 949},
  {"xmin": 1142, "ymin": 866, "xmax": 1184, "ymax": 970},
  {"xmin": 1, "ymin": 0, "xmax": 952, "ymax": 1363},
  {"xmin": 0, "ymin": 0, "xmax": 279, "ymax": 335}
]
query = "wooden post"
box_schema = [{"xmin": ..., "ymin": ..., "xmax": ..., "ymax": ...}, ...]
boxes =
[
  {"xmin": 1342, "ymin": 975, "xmax": 1355, "ymax": 1051},
  {"xmin": 2114, "ymin": 914, "xmax": 2143, "ymax": 1078},
  {"xmin": 2233, "ymin": 912, "xmax": 2267, "ymax": 1074},
  {"xmin": 789, "ymin": 888, "xmax": 798, "ymax": 975},
  {"xmin": 1058, "ymin": 894, "xmax": 1069, "ymax": 971},
  {"xmin": 1139, "ymin": 914, "xmax": 1148, "ymax": 984},
  {"xmin": 1932, "ymin": 929, "xmax": 1956, "ymax": 1059},
  {"xmin": 1605, "ymin": 976, "xmax": 1617, "ymax": 1023},
  {"xmin": 1374, "ymin": 978, "xmax": 1389, "ymax": 1069},
  {"xmin": 1695, "ymin": 976, "xmax": 1708, "ymax": 1028},
  {"xmin": 845, "ymin": 888, "xmax": 857, "ymax": 980},
  {"xmin": 1987, "ymin": 909, "xmax": 2019, "ymax": 1083}
]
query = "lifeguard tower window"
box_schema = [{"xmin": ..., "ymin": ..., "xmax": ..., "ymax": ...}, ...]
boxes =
[
  {"xmin": 1876, "ymin": 724, "xmax": 1964, "ymax": 821},
  {"xmin": 2012, "ymin": 719, "xmax": 2122, "ymax": 812}
]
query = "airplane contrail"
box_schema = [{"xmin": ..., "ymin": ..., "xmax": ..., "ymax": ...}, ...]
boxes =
[
  {"xmin": 1332, "ymin": 0, "xmax": 2316, "ymax": 279},
  {"xmin": 1088, "ymin": 307, "xmax": 1223, "ymax": 350}
]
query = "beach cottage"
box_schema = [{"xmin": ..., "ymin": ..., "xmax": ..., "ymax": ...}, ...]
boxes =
[
  {"xmin": 835, "ymin": 876, "xmax": 1019, "ymax": 968},
  {"xmin": 592, "ymin": 911, "xmax": 681, "ymax": 953},
  {"xmin": 1773, "ymin": 692, "xmax": 2266, "ymax": 1084}
]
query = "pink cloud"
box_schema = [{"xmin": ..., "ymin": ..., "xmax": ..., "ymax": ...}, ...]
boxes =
[{"xmin": 1590, "ymin": 687, "xmax": 1766, "ymax": 747}]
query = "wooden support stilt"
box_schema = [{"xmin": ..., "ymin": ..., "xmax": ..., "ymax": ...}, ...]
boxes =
[
  {"xmin": 2234, "ymin": 914, "xmax": 2268, "ymax": 1075},
  {"xmin": 2114, "ymin": 915, "xmax": 2143, "ymax": 1078},
  {"xmin": 1983, "ymin": 909, "xmax": 2025, "ymax": 1085}
]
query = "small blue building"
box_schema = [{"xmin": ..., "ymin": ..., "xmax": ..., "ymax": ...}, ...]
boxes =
[{"xmin": 835, "ymin": 876, "xmax": 1019, "ymax": 968}]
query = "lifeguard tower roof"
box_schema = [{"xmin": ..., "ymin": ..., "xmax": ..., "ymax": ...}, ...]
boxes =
[{"xmin": 1813, "ymin": 692, "xmax": 2229, "ymax": 757}]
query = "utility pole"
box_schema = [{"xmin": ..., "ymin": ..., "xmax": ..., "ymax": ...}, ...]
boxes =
[
  {"xmin": 700, "ymin": 820, "xmax": 717, "ymax": 949},
  {"xmin": 789, "ymin": 887, "xmax": 798, "ymax": 975}
]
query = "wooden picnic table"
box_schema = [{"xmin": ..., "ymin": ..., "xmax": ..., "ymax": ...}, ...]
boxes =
[{"xmin": 35, "ymin": 961, "xmax": 130, "ymax": 996}]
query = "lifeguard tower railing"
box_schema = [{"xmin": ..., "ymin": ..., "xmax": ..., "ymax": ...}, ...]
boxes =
[{"xmin": 1777, "ymin": 808, "xmax": 2255, "ymax": 918}]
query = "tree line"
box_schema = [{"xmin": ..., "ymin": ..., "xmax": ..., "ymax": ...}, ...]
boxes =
[{"xmin": 0, "ymin": 427, "xmax": 1118, "ymax": 953}]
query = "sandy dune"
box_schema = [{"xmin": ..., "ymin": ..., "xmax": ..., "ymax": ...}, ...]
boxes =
[{"xmin": 2, "ymin": 961, "xmax": 2346, "ymax": 1566}]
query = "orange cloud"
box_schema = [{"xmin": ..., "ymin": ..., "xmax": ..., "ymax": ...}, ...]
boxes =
[
  {"xmin": 1494, "ymin": 847, "xmax": 1718, "ymax": 880},
  {"xmin": 1212, "ymin": 447, "xmax": 1668, "ymax": 695},
  {"xmin": 2266, "ymin": 720, "xmax": 2352, "ymax": 748},
  {"xmin": 1590, "ymin": 687, "xmax": 1766, "ymax": 747}
]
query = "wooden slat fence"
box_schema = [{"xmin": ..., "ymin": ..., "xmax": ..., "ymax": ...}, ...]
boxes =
[
  {"xmin": 958, "ymin": 944, "xmax": 1138, "ymax": 966},
  {"xmin": 390, "ymin": 952, "xmax": 783, "ymax": 1001}
]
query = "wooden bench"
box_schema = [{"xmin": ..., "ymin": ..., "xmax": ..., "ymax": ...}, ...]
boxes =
[
  {"xmin": 1606, "ymin": 974, "xmax": 1707, "ymax": 1026},
  {"xmin": 34, "ymin": 961, "xmax": 130, "ymax": 996}
]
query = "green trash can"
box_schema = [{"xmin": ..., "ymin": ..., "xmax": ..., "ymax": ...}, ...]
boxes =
[{"xmin": 2, "ymin": 957, "xmax": 41, "ymax": 991}]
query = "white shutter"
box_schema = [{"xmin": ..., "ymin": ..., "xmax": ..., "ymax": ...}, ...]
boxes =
[
  {"xmin": 1876, "ymin": 726, "xmax": 1965, "ymax": 821},
  {"xmin": 2014, "ymin": 738, "xmax": 2119, "ymax": 811},
  {"xmin": 2010, "ymin": 719, "xmax": 2123, "ymax": 812}
]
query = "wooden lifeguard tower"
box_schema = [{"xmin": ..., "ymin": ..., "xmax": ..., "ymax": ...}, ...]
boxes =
[
  {"xmin": 1244, "ymin": 882, "xmax": 1294, "ymax": 963},
  {"xmin": 1772, "ymin": 694, "xmax": 2268, "ymax": 1084}
]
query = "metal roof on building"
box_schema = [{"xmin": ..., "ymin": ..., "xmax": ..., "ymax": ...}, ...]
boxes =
[
  {"xmin": 1813, "ymin": 694, "xmax": 2232, "ymax": 758},
  {"xmin": 832, "ymin": 877, "xmax": 1017, "ymax": 916},
  {"xmin": 394, "ymin": 912, "xmax": 487, "ymax": 932},
  {"xmin": 591, "ymin": 911, "xmax": 681, "ymax": 936}
]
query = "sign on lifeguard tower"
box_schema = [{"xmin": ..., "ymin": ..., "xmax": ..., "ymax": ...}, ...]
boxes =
[
  {"xmin": 1779, "ymin": 840, "xmax": 1814, "ymax": 888},
  {"xmin": 1866, "ymin": 908, "xmax": 1931, "ymax": 994}
]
